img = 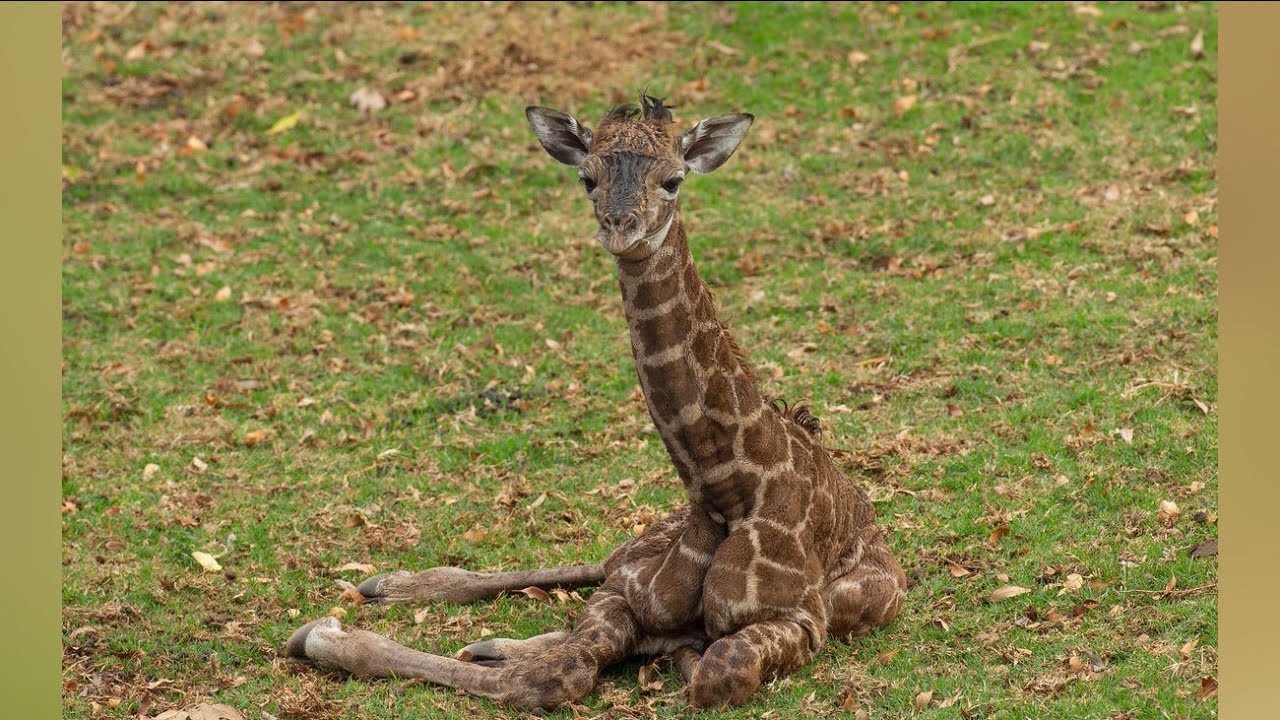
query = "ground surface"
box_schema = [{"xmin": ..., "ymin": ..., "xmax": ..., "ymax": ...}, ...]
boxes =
[{"xmin": 62, "ymin": 2, "xmax": 1218, "ymax": 718}]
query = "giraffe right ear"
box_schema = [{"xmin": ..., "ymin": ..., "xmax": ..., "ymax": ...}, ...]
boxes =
[{"xmin": 526, "ymin": 107, "xmax": 593, "ymax": 167}]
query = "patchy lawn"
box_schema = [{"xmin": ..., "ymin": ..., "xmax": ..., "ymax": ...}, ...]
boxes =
[{"xmin": 62, "ymin": 2, "xmax": 1217, "ymax": 719}]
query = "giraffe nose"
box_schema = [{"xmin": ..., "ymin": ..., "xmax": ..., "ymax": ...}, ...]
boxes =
[{"xmin": 601, "ymin": 213, "xmax": 639, "ymax": 234}]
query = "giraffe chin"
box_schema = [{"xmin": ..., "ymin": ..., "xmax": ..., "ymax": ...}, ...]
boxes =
[{"xmin": 598, "ymin": 213, "xmax": 675, "ymax": 258}]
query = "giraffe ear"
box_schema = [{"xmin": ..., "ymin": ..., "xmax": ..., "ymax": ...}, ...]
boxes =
[
  {"xmin": 526, "ymin": 106, "xmax": 593, "ymax": 167},
  {"xmin": 678, "ymin": 113, "xmax": 754, "ymax": 173}
]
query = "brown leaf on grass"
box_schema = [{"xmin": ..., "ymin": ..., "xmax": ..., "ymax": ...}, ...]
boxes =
[
  {"xmin": 706, "ymin": 40, "xmax": 740, "ymax": 56},
  {"xmin": 988, "ymin": 585, "xmax": 1031, "ymax": 602},
  {"xmin": 914, "ymin": 689, "xmax": 934, "ymax": 709},
  {"xmin": 1190, "ymin": 539, "xmax": 1217, "ymax": 558},
  {"xmin": 637, "ymin": 663, "xmax": 664, "ymax": 693},
  {"xmin": 339, "ymin": 587, "xmax": 365, "ymax": 605},
  {"xmin": 989, "ymin": 524, "xmax": 1010, "ymax": 544},
  {"xmin": 1117, "ymin": 428, "xmax": 1134, "ymax": 444},
  {"xmin": 1190, "ymin": 31, "xmax": 1204, "ymax": 60},
  {"xmin": 335, "ymin": 562, "xmax": 376, "ymax": 574},
  {"xmin": 214, "ymin": 286, "xmax": 232, "ymax": 302},
  {"xmin": 350, "ymin": 87, "xmax": 387, "ymax": 114},
  {"xmin": 847, "ymin": 50, "xmax": 869, "ymax": 67},
  {"xmin": 143, "ymin": 463, "xmax": 160, "ymax": 479},
  {"xmin": 1060, "ymin": 573, "xmax": 1085, "ymax": 595},
  {"xmin": 1158, "ymin": 500, "xmax": 1180, "ymax": 527},
  {"xmin": 519, "ymin": 586, "xmax": 551, "ymax": 604},
  {"xmin": 1198, "ymin": 676, "xmax": 1217, "ymax": 699},
  {"xmin": 946, "ymin": 560, "xmax": 972, "ymax": 578},
  {"xmin": 893, "ymin": 95, "xmax": 918, "ymax": 116},
  {"xmin": 62, "ymin": 499, "xmax": 78, "ymax": 515},
  {"xmin": 414, "ymin": 607, "xmax": 432, "ymax": 625},
  {"xmin": 462, "ymin": 529, "xmax": 486, "ymax": 543},
  {"xmin": 243, "ymin": 430, "xmax": 266, "ymax": 447},
  {"xmin": 876, "ymin": 649, "xmax": 901, "ymax": 664}
]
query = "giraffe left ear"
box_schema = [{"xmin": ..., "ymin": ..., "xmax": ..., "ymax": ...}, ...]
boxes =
[{"xmin": 678, "ymin": 113, "xmax": 754, "ymax": 173}]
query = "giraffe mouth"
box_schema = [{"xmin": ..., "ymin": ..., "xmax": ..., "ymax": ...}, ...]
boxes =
[{"xmin": 598, "ymin": 213, "xmax": 675, "ymax": 256}]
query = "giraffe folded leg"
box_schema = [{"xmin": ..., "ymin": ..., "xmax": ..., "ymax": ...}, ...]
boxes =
[
  {"xmin": 687, "ymin": 618, "xmax": 823, "ymax": 709},
  {"xmin": 357, "ymin": 564, "xmax": 605, "ymax": 604},
  {"xmin": 823, "ymin": 540, "xmax": 908, "ymax": 640}
]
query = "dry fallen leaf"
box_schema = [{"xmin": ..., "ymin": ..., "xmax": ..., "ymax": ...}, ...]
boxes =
[
  {"xmin": 1190, "ymin": 539, "xmax": 1217, "ymax": 558},
  {"xmin": 143, "ymin": 463, "xmax": 160, "ymax": 479},
  {"xmin": 336, "ymin": 562, "xmax": 376, "ymax": 574},
  {"xmin": 946, "ymin": 561, "xmax": 972, "ymax": 578},
  {"xmin": 519, "ymin": 586, "xmax": 552, "ymax": 604},
  {"xmin": 214, "ymin": 286, "xmax": 232, "ymax": 302},
  {"xmin": 350, "ymin": 87, "xmax": 387, "ymax": 114},
  {"xmin": 189, "ymin": 457, "xmax": 208, "ymax": 474},
  {"xmin": 915, "ymin": 689, "xmax": 934, "ymax": 709},
  {"xmin": 1190, "ymin": 30, "xmax": 1204, "ymax": 59},
  {"xmin": 243, "ymin": 430, "xmax": 265, "ymax": 447},
  {"xmin": 989, "ymin": 524, "xmax": 1010, "ymax": 544},
  {"xmin": 847, "ymin": 50, "xmax": 870, "ymax": 67},
  {"xmin": 1117, "ymin": 428, "xmax": 1134, "ymax": 444},
  {"xmin": 1198, "ymin": 676, "xmax": 1217, "ymax": 699},
  {"xmin": 266, "ymin": 111, "xmax": 304, "ymax": 136},
  {"xmin": 1158, "ymin": 500, "xmax": 1181, "ymax": 527},
  {"xmin": 462, "ymin": 529, "xmax": 486, "ymax": 543},
  {"xmin": 192, "ymin": 551, "xmax": 222, "ymax": 573},
  {"xmin": 893, "ymin": 94, "xmax": 918, "ymax": 117},
  {"xmin": 988, "ymin": 585, "xmax": 1031, "ymax": 602},
  {"xmin": 1061, "ymin": 573, "xmax": 1084, "ymax": 595}
]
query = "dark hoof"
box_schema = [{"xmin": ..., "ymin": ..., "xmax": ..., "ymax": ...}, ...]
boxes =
[
  {"xmin": 357, "ymin": 573, "xmax": 400, "ymax": 602},
  {"xmin": 285, "ymin": 617, "xmax": 339, "ymax": 661}
]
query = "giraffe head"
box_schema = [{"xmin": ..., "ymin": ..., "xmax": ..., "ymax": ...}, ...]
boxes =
[{"xmin": 527, "ymin": 93, "xmax": 753, "ymax": 258}]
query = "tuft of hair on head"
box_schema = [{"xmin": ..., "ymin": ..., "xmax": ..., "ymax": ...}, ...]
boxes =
[
  {"xmin": 605, "ymin": 103, "xmax": 641, "ymax": 122},
  {"xmin": 639, "ymin": 91, "xmax": 675, "ymax": 121}
]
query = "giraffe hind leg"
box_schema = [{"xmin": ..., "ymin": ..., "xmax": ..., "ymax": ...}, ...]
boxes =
[{"xmin": 358, "ymin": 564, "xmax": 606, "ymax": 604}]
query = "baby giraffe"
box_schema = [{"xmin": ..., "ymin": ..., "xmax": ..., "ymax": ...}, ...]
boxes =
[{"xmin": 286, "ymin": 94, "xmax": 907, "ymax": 710}]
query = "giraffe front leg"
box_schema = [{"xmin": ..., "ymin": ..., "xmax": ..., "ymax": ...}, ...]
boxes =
[
  {"xmin": 686, "ymin": 617, "xmax": 824, "ymax": 709},
  {"xmin": 823, "ymin": 538, "xmax": 908, "ymax": 640},
  {"xmin": 357, "ymin": 563, "xmax": 605, "ymax": 604}
]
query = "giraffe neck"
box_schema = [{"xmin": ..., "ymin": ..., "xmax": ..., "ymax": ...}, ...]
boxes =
[{"xmin": 616, "ymin": 214, "xmax": 778, "ymax": 521}]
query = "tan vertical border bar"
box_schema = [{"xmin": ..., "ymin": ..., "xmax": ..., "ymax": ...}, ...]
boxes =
[
  {"xmin": 1220, "ymin": 2, "xmax": 1280, "ymax": 718},
  {"xmin": 0, "ymin": 2, "xmax": 60, "ymax": 717}
]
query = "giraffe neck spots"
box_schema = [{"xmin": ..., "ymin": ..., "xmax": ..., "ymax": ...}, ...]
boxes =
[{"xmin": 616, "ymin": 216, "xmax": 801, "ymax": 522}]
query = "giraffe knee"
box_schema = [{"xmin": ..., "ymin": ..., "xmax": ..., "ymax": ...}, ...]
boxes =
[{"xmin": 688, "ymin": 639, "xmax": 762, "ymax": 709}]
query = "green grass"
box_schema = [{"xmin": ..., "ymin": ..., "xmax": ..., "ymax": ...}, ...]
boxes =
[{"xmin": 62, "ymin": 2, "xmax": 1217, "ymax": 718}]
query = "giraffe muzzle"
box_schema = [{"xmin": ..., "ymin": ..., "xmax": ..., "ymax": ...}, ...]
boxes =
[{"xmin": 597, "ymin": 213, "xmax": 674, "ymax": 256}]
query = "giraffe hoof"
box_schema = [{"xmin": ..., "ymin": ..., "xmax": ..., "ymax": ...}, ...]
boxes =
[
  {"xmin": 285, "ymin": 616, "xmax": 342, "ymax": 661},
  {"xmin": 357, "ymin": 572, "xmax": 408, "ymax": 603}
]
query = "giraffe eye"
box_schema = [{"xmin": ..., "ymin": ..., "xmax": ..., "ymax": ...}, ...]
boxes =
[
  {"xmin": 581, "ymin": 177, "xmax": 597, "ymax": 194},
  {"xmin": 661, "ymin": 177, "xmax": 683, "ymax": 194}
]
